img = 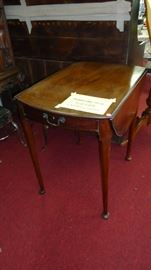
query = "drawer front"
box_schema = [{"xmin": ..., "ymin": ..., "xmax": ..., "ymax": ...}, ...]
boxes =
[{"xmin": 22, "ymin": 104, "xmax": 99, "ymax": 132}]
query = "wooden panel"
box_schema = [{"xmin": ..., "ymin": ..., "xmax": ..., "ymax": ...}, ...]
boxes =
[
  {"xmin": 29, "ymin": 35, "xmax": 127, "ymax": 63},
  {"xmin": 7, "ymin": 20, "xmax": 29, "ymax": 36},
  {"xmin": 8, "ymin": 20, "xmax": 129, "ymax": 62},
  {"xmin": 15, "ymin": 57, "xmax": 72, "ymax": 85},
  {"xmin": 15, "ymin": 58, "xmax": 32, "ymax": 84},
  {"xmin": 7, "ymin": 20, "xmax": 32, "ymax": 57},
  {"xmin": 3, "ymin": 0, "xmax": 20, "ymax": 4},
  {"xmin": 26, "ymin": 0, "xmax": 111, "ymax": 5},
  {"xmin": 6, "ymin": 0, "xmax": 142, "ymax": 86},
  {"xmin": 0, "ymin": 3, "xmax": 15, "ymax": 71},
  {"xmin": 7, "ymin": 19, "xmax": 130, "ymax": 85},
  {"xmin": 31, "ymin": 21, "xmax": 123, "ymax": 38},
  {"xmin": 45, "ymin": 60, "xmax": 71, "ymax": 76}
]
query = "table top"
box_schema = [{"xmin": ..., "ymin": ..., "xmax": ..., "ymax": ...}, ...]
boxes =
[{"xmin": 16, "ymin": 62, "xmax": 146, "ymax": 119}]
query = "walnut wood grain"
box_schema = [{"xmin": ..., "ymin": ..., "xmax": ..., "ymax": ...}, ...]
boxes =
[{"xmin": 16, "ymin": 62, "xmax": 146, "ymax": 219}]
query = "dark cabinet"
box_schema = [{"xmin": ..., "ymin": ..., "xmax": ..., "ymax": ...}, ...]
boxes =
[
  {"xmin": 0, "ymin": 0, "xmax": 15, "ymax": 73},
  {"xmin": 0, "ymin": 0, "xmax": 19, "ymax": 111}
]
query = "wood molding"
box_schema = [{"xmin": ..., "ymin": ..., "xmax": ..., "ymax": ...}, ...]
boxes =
[
  {"xmin": 26, "ymin": 0, "xmax": 110, "ymax": 4},
  {"xmin": 4, "ymin": 0, "xmax": 131, "ymax": 33}
]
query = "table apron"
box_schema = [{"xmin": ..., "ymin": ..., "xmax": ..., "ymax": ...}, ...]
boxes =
[{"xmin": 21, "ymin": 104, "xmax": 101, "ymax": 133}]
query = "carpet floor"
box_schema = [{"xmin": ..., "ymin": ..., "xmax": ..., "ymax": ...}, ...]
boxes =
[{"xmin": 0, "ymin": 74, "xmax": 151, "ymax": 270}]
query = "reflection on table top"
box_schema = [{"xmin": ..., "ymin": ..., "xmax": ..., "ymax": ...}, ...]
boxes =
[{"xmin": 16, "ymin": 62, "xmax": 146, "ymax": 119}]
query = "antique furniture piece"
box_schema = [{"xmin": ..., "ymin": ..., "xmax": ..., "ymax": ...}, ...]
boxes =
[
  {"xmin": 0, "ymin": 1, "xmax": 22, "ymax": 141},
  {"xmin": 5, "ymin": 0, "xmax": 143, "ymax": 86},
  {"xmin": 16, "ymin": 62, "xmax": 146, "ymax": 219},
  {"xmin": 0, "ymin": 0, "xmax": 20, "ymax": 110},
  {"xmin": 0, "ymin": 67, "xmax": 18, "ymax": 94},
  {"xmin": 0, "ymin": 0, "xmax": 15, "ymax": 73},
  {"xmin": 0, "ymin": 105, "xmax": 19, "ymax": 140}
]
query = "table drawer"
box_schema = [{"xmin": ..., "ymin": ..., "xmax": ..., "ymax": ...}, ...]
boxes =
[{"xmin": 22, "ymin": 104, "xmax": 99, "ymax": 132}]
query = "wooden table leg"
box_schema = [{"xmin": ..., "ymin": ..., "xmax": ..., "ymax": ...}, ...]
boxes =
[
  {"xmin": 130, "ymin": 88, "xmax": 151, "ymax": 138},
  {"xmin": 98, "ymin": 120, "xmax": 112, "ymax": 219},
  {"xmin": 142, "ymin": 88, "xmax": 151, "ymax": 125},
  {"xmin": 18, "ymin": 107, "xmax": 45, "ymax": 194},
  {"xmin": 125, "ymin": 115, "xmax": 137, "ymax": 161}
]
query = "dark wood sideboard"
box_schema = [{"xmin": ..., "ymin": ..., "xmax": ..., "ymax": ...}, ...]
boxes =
[{"xmin": 3, "ymin": 0, "xmax": 144, "ymax": 86}]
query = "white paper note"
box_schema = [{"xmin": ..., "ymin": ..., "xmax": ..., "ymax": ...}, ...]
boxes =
[{"xmin": 55, "ymin": 92, "xmax": 116, "ymax": 115}]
